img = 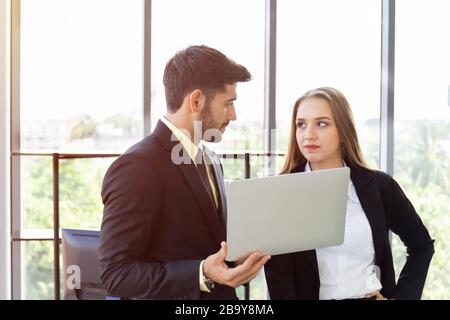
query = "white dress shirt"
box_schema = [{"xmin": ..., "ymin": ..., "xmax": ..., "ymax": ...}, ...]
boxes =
[{"xmin": 305, "ymin": 162, "xmax": 382, "ymax": 300}]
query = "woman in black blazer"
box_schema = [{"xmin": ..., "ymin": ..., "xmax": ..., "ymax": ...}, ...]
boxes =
[{"xmin": 265, "ymin": 87, "xmax": 434, "ymax": 300}]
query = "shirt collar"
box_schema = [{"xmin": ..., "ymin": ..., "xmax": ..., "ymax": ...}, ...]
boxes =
[
  {"xmin": 305, "ymin": 161, "xmax": 312, "ymax": 173},
  {"xmin": 160, "ymin": 116, "xmax": 203, "ymax": 163},
  {"xmin": 305, "ymin": 161, "xmax": 347, "ymax": 172}
]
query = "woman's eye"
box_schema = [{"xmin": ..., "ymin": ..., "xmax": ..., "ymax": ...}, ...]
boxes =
[
  {"xmin": 318, "ymin": 121, "xmax": 328, "ymax": 127},
  {"xmin": 296, "ymin": 122, "xmax": 306, "ymax": 129}
]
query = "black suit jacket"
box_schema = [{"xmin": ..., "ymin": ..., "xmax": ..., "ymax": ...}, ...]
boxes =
[
  {"xmin": 264, "ymin": 164, "xmax": 435, "ymax": 300},
  {"xmin": 99, "ymin": 120, "xmax": 236, "ymax": 299}
]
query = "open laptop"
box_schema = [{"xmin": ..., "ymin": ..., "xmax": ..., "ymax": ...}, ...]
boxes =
[{"xmin": 226, "ymin": 167, "xmax": 350, "ymax": 261}]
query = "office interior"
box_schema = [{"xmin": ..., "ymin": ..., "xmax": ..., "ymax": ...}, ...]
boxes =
[{"xmin": 1, "ymin": 0, "xmax": 450, "ymax": 300}]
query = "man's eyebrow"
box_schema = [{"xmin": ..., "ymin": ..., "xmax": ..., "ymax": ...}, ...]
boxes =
[{"xmin": 225, "ymin": 97, "xmax": 237, "ymax": 102}]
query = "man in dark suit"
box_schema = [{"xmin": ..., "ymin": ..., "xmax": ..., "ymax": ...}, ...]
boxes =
[{"xmin": 99, "ymin": 45, "xmax": 271, "ymax": 299}]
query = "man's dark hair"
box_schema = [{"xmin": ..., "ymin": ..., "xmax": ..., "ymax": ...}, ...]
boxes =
[{"xmin": 163, "ymin": 45, "xmax": 252, "ymax": 112}]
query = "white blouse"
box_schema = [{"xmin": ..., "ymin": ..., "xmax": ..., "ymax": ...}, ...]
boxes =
[{"xmin": 305, "ymin": 162, "xmax": 382, "ymax": 300}]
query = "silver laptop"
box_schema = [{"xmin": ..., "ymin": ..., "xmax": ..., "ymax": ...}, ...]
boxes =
[{"xmin": 226, "ymin": 167, "xmax": 350, "ymax": 261}]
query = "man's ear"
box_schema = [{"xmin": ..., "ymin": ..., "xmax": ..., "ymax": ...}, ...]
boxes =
[{"xmin": 188, "ymin": 89, "xmax": 206, "ymax": 113}]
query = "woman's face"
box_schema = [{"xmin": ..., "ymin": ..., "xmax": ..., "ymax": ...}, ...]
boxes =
[{"xmin": 295, "ymin": 97, "xmax": 343, "ymax": 170}]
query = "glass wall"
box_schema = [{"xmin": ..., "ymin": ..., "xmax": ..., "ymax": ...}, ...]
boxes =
[
  {"xmin": 20, "ymin": 0, "xmax": 144, "ymax": 152},
  {"xmin": 15, "ymin": 0, "xmax": 144, "ymax": 299},
  {"xmin": 392, "ymin": 0, "xmax": 450, "ymax": 300},
  {"xmin": 276, "ymin": 0, "xmax": 381, "ymax": 171},
  {"xmin": 151, "ymin": 0, "xmax": 265, "ymax": 155}
]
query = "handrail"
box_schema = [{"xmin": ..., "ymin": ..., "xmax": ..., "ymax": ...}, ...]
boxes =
[{"xmin": 11, "ymin": 151, "xmax": 285, "ymax": 158}]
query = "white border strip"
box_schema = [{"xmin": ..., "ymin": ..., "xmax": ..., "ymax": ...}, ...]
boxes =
[{"xmin": 0, "ymin": 0, "xmax": 11, "ymax": 300}]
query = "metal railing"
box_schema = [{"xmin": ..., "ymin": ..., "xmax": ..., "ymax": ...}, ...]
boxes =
[{"xmin": 11, "ymin": 151, "xmax": 284, "ymax": 300}]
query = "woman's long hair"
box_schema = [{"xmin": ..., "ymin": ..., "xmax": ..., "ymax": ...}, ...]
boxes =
[{"xmin": 280, "ymin": 87, "xmax": 371, "ymax": 174}]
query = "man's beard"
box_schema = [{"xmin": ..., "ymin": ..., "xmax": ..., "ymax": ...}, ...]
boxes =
[{"xmin": 199, "ymin": 106, "xmax": 228, "ymax": 143}]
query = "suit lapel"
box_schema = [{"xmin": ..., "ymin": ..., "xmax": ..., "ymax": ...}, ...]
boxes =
[
  {"xmin": 307, "ymin": 250, "xmax": 319, "ymax": 274},
  {"xmin": 350, "ymin": 168, "xmax": 386, "ymax": 266},
  {"xmin": 153, "ymin": 120, "xmax": 225, "ymax": 244},
  {"xmin": 177, "ymin": 162, "xmax": 225, "ymax": 243}
]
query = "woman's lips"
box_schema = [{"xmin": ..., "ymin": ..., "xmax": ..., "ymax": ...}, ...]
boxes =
[{"xmin": 304, "ymin": 145, "xmax": 320, "ymax": 152}]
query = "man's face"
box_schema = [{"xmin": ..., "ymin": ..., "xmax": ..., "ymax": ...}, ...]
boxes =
[{"xmin": 199, "ymin": 83, "xmax": 237, "ymax": 143}]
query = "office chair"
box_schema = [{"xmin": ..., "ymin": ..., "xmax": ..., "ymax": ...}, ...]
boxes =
[{"xmin": 62, "ymin": 228, "xmax": 117, "ymax": 300}]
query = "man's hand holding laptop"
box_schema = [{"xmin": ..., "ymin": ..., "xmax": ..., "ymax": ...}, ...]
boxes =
[{"xmin": 203, "ymin": 241, "xmax": 271, "ymax": 288}]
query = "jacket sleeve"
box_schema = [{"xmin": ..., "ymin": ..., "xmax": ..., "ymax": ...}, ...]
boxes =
[
  {"xmin": 384, "ymin": 175, "xmax": 435, "ymax": 300},
  {"xmin": 264, "ymin": 253, "xmax": 298, "ymax": 299},
  {"xmin": 99, "ymin": 153, "xmax": 201, "ymax": 299}
]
